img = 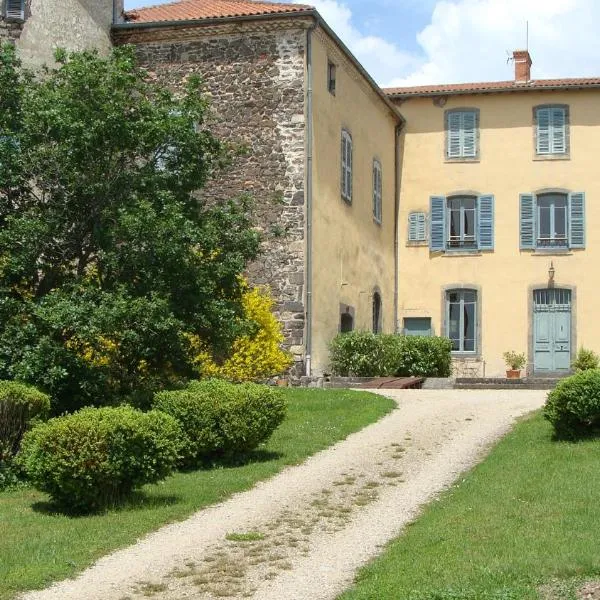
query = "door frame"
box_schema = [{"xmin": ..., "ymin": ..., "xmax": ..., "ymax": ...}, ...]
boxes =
[{"xmin": 527, "ymin": 283, "xmax": 576, "ymax": 375}]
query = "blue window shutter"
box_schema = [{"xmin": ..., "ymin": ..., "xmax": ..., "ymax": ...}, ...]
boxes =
[
  {"xmin": 536, "ymin": 108, "xmax": 551, "ymax": 154},
  {"xmin": 462, "ymin": 112, "xmax": 477, "ymax": 157},
  {"xmin": 520, "ymin": 193, "xmax": 536, "ymax": 249},
  {"xmin": 477, "ymin": 195, "xmax": 494, "ymax": 250},
  {"xmin": 447, "ymin": 113, "xmax": 462, "ymax": 158},
  {"xmin": 408, "ymin": 212, "xmax": 426, "ymax": 242},
  {"xmin": 6, "ymin": 0, "xmax": 24, "ymax": 19},
  {"xmin": 569, "ymin": 192, "xmax": 585, "ymax": 248},
  {"xmin": 430, "ymin": 196, "xmax": 446, "ymax": 251},
  {"xmin": 551, "ymin": 107, "xmax": 567, "ymax": 154}
]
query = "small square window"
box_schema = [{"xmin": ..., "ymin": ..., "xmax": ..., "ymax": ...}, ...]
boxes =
[{"xmin": 327, "ymin": 61, "xmax": 336, "ymax": 95}]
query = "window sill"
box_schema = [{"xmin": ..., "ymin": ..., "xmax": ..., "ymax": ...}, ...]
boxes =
[
  {"xmin": 442, "ymin": 250, "xmax": 483, "ymax": 257},
  {"xmin": 373, "ymin": 217, "xmax": 382, "ymax": 227},
  {"xmin": 341, "ymin": 196, "xmax": 352, "ymax": 205},
  {"xmin": 533, "ymin": 154, "xmax": 570, "ymax": 161},
  {"xmin": 406, "ymin": 241, "xmax": 428, "ymax": 247},
  {"xmin": 444, "ymin": 157, "xmax": 480, "ymax": 164},
  {"xmin": 529, "ymin": 249, "xmax": 573, "ymax": 256},
  {"xmin": 451, "ymin": 354, "xmax": 481, "ymax": 360}
]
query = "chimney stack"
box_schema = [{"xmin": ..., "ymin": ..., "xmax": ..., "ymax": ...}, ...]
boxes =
[{"xmin": 513, "ymin": 49, "xmax": 532, "ymax": 83}]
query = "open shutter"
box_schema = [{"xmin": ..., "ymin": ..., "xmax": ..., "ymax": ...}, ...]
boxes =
[
  {"xmin": 520, "ymin": 193, "xmax": 536, "ymax": 249},
  {"xmin": 462, "ymin": 112, "xmax": 477, "ymax": 158},
  {"xmin": 477, "ymin": 195, "xmax": 494, "ymax": 250},
  {"xmin": 430, "ymin": 196, "xmax": 446, "ymax": 251},
  {"xmin": 5, "ymin": 0, "xmax": 24, "ymax": 19},
  {"xmin": 551, "ymin": 107, "xmax": 566, "ymax": 154},
  {"xmin": 569, "ymin": 192, "xmax": 585, "ymax": 248},
  {"xmin": 447, "ymin": 113, "xmax": 462, "ymax": 158},
  {"xmin": 347, "ymin": 136, "xmax": 353, "ymax": 201},
  {"xmin": 536, "ymin": 108, "xmax": 551, "ymax": 154}
]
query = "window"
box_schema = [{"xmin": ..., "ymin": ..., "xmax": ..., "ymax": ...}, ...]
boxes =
[
  {"xmin": 373, "ymin": 159, "xmax": 382, "ymax": 223},
  {"xmin": 446, "ymin": 109, "xmax": 478, "ymax": 159},
  {"xmin": 535, "ymin": 105, "xmax": 568, "ymax": 156},
  {"xmin": 327, "ymin": 61, "xmax": 336, "ymax": 95},
  {"xmin": 341, "ymin": 129, "xmax": 353, "ymax": 203},
  {"xmin": 520, "ymin": 191, "xmax": 585, "ymax": 250},
  {"xmin": 3, "ymin": 0, "xmax": 24, "ymax": 20},
  {"xmin": 408, "ymin": 212, "xmax": 427, "ymax": 242},
  {"xmin": 429, "ymin": 195, "xmax": 494, "ymax": 252},
  {"xmin": 340, "ymin": 313, "xmax": 354, "ymax": 333},
  {"xmin": 446, "ymin": 290, "xmax": 477, "ymax": 353},
  {"xmin": 372, "ymin": 292, "xmax": 382, "ymax": 334},
  {"xmin": 403, "ymin": 317, "xmax": 432, "ymax": 337}
]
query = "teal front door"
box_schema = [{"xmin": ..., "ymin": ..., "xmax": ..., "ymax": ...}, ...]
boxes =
[{"xmin": 533, "ymin": 289, "xmax": 572, "ymax": 373}]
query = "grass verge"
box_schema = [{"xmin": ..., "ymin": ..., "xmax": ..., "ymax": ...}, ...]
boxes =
[
  {"xmin": 0, "ymin": 388, "xmax": 394, "ymax": 600},
  {"xmin": 339, "ymin": 412, "xmax": 600, "ymax": 600}
]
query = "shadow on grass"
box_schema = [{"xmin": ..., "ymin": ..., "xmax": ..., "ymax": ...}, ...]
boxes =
[
  {"xmin": 31, "ymin": 491, "xmax": 182, "ymax": 518},
  {"xmin": 190, "ymin": 449, "xmax": 284, "ymax": 471}
]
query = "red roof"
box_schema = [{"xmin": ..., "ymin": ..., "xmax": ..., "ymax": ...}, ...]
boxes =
[
  {"xmin": 125, "ymin": 0, "xmax": 313, "ymax": 24},
  {"xmin": 385, "ymin": 78, "xmax": 600, "ymax": 98}
]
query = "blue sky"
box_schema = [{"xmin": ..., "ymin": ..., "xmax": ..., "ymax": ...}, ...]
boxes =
[{"xmin": 123, "ymin": 0, "xmax": 600, "ymax": 86}]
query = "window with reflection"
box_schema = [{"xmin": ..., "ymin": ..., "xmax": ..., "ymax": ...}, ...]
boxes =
[{"xmin": 446, "ymin": 289, "xmax": 477, "ymax": 353}]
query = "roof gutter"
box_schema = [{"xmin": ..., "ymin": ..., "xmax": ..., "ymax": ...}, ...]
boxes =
[
  {"xmin": 113, "ymin": 8, "xmax": 405, "ymax": 125},
  {"xmin": 386, "ymin": 83, "xmax": 600, "ymax": 100}
]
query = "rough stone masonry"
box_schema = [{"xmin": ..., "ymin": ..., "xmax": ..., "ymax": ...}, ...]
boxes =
[{"xmin": 117, "ymin": 23, "xmax": 309, "ymax": 372}]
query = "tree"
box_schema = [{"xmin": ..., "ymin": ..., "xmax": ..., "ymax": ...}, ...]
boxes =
[{"xmin": 0, "ymin": 44, "xmax": 259, "ymax": 412}]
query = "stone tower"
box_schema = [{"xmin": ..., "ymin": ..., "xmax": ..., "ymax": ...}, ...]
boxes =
[{"xmin": 16, "ymin": 0, "xmax": 121, "ymax": 67}]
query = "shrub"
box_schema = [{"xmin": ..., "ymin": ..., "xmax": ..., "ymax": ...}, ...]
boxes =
[
  {"xmin": 544, "ymin": 369, "xmax": 600, "ymax": 439},
  {"xmin": 572, "ymin": 347, "xmax": 600, "ymax": 372},
  {"xmin": 396, "ymin": 336, "xmax": 453, "ymax": 378},
  {"xmin": 18, "ymin": 406, "xmax": 182, "ymax": 512},
  {"xmin": 329, "ymin": 332, "xmax": 452, "ymax": 378},
  {"xmin": 192, "ymin": 285, "xmax": 293, "ymax": 382},
  {"xmin": 329, "ymin": 332, "xmax": 397, "ymax": 377},
  {"xmin": 0, "ymin": 381, "xmax": 50, "ymax": 466},
  {"xmin": 153, "ymin": 379, "xmax": 286, "ymax": 466}
]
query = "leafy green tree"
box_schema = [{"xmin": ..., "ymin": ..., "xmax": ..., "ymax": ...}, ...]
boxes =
[{"xmin": 0, "ymin": 44, "xmax": 259, "ymax": 412}]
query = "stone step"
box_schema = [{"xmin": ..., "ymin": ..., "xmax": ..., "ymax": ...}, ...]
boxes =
[{"xmin": 454, "ymin": 376, "xmax": 566, "ymax": 390}]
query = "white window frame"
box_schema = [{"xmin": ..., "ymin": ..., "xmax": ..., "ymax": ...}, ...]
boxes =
[
  {"xmin": 446, "ymin": 289, "xmax": 478, "ymax": 354},
  {"xmin": 341, "ymin": 129, "xmax": 353, "ymax": 203},
  {"xmin": 372, "ymin": 159, "xmax": 382, "ymax": 223}
]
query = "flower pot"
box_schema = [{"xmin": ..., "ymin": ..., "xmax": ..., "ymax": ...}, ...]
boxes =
[{"xmin": 506, "ymin": 369, "xmax": 521, "ymax": 379}]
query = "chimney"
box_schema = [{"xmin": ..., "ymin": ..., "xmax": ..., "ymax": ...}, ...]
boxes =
[{"xmin": 513, "ymin": 49, "xmax": 532, "ymax": 83}]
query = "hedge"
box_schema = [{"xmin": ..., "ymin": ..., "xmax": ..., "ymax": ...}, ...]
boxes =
[{"xmin": 329, "ymin": 332, "xmax": 452, "ymax": 378}]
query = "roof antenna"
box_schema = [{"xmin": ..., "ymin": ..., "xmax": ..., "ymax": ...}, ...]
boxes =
[{"xmin": 526, "ymin": 20, "xmax": 529, "ymax": 51}]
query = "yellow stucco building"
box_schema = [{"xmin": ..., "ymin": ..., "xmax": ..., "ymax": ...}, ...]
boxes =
[
  {"xmin": 5, "ymin": 0, "xmax": 600, "ymax": 379},
  {"xmin": 389, "ymin": 52, "xmax": 600, "ymax": 377}
]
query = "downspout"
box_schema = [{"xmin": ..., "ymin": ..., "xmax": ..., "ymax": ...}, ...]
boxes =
[
  {"xmin": 394, "ymin": 121, "xmax": 405, "ymax": 334},
  {"xmin": 304, "ymin": 23, "xmax": 315, "ymax": 376}
]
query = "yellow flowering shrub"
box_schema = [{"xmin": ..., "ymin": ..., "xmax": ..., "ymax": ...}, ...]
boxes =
[{"xmin": 192, "ymin": 285, "xmax": 293, "ymax": 382}]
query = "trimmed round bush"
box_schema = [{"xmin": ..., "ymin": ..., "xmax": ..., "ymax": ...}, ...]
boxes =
[
  {"xmin": 544, "ymin": 369, "xmax": 600, "ymax": 439},
  {"xmin": 18, "ymin": 406, "xmax": 182, "ymax": 512},
  {"xmin": 0, "ymin": 380, "xmax": 50, "ymax": 465},
  {"xmin": 153, "ymin": 379, "xmax": 286, "ymax": 466}
]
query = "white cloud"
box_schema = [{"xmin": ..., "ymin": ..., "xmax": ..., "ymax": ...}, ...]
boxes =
[
  {"xmin": 388, "ymin": 0, "xmax": 600, "ymax": 87},
  {"xmin": 292, "ymin": 0, "xmax": 419, "ymax": 85}
]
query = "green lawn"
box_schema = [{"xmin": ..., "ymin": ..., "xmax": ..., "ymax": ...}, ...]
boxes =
[
  {"xmin": 340, "ymin": 412, "xmax": 600, "ymax": 600},
  {"xmin": 0, "ymin": 388, "xmax": 395, "ymax": 600}
]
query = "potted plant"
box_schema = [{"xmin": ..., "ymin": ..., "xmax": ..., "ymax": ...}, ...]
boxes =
[{"xmin": 503, "ymin": 351, "xmax": 526, "ymax": 379}]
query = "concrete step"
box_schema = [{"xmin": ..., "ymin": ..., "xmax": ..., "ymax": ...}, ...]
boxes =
[{"xmin": 454, "ymin": 376, "xmax": 567, "ymax": 390}]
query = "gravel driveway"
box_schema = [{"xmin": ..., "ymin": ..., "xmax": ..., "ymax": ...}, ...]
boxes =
[{"xmin": 21, "ymin": 389, "xmax": 546, "ymax": 600}]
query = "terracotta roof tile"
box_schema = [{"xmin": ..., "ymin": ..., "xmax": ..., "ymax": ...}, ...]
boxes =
[
  {"xmin": 125, "ymin": 0, "xmax": 313, "ymax": 24},
  {"xmin": 385, "ymin": 78, "xmax": 600, "ymax": 98}
]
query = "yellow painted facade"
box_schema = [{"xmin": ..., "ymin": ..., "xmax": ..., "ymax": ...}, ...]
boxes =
[
  {"xmin": 394, "ymin": 89, "xmax": 600, "ymax": 377},
  {"xmin": 308, "ymin": 28, "xmax": 399, "ymax": 375}
]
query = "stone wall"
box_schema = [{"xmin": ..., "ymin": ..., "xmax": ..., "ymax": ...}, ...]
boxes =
[
  {"xmin": 116, "ymin": 23, "xmax": 308, "ymax": 371},
  {"xmin": 0, "ymin": 17, "xmax": 24, "ymax": 44}
]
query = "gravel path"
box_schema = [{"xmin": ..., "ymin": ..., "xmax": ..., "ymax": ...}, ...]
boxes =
[{"xmin": 21, "ymin": 389, "xmax": 546, "ymax": 600}]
